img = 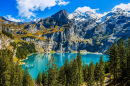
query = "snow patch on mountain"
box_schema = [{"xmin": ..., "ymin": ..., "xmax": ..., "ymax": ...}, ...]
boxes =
[
  {"xmin": 68, "ymin": 6, "xmax": 109, "ymax": 23},
  {"xmin": 112, "ymin": 3, "xmax": 130, "ymax": 12},
  {"xmin": 68, "ymin": 6, "xmax": 103, "ymax": 21}
]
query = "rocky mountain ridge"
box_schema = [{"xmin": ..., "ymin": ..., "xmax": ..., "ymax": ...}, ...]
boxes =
[{"xmin": 0, "ymin": 8, "xmax": 130, "ymax": 53}]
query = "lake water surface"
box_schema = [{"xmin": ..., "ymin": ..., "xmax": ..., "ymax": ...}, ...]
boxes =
[{"xmin": 22, "ymin": 53, "xmax": 109, "ymax": 79}]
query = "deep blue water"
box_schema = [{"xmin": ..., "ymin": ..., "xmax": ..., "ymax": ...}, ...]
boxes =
[{"xmin": 21, "ymin": 53, "xmax": 109, "ymax": 79}]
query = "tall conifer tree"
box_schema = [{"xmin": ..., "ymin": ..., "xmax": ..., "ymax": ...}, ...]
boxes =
[
  {"xmin": 59, "ymin": 66, "xmax": 66, "ymax": 86},
  {"xmin": 64, "ymin": 59, "xmax": 70, "ymax": 85},
  {"xmin": 23, "ymin": 67, "xmax": 34, "ymax": 86},
  {"xmin": 118, "ymin": 39, "xmax": 127, "ymax": 84},
  {"xmin": 109, "ymin": 44, "xmax": 118, "ymax": 86},
  {"xmin": 42, "ymin": 70, "xmax": 48, "ymax": 86},
  {"xmin": 0, "ymin": 50, "xmax": 13, "ymax": 86},
  {"xmin": 76, "ymin": 51, "xmax": 84, "ymax": 86},
  {"xmin": 88, "ymin": 60, "xmax": 95, "ymax": 86},
  {"xmin": 94, "ymin": 62, "xmax": 100, "ymax": 85},
  {"xmin": 11, "ymin": 62, "xmax": 24, "ymax": 86},
  {"xmin": 47, "ymin": 54, "xmax": 59, "ymax": 86},
  {"xmin": 99, "ymin": 56, "xmax": 105, "ymax": 86},
  {"xmin": 71, "ymin": 59, "xmax": 79, "ymax": 86},
  {"xmin": 127, "ymin": 37, "xmax": 130, "ymax": 80},
  {"xmin": 83, "ymin": 62, "xmax": 88, "ymax": 82},
  {"xmin": 37, "ymin": 71, "xmax": 42, "ymax": 85}
]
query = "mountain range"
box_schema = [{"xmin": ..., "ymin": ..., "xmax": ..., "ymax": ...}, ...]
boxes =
[{"xmin": 0, "ymin": 7, "xmax": 130, "ymax": 53}]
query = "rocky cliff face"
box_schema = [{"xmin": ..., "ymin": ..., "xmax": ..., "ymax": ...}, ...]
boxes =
[
  {"xmin": 1, "ymin": 9, "xmax": 130, "ymax": 53},
  {"xmin": 51, "ymin": 9, "xmax": 70, "ymax": 24}
]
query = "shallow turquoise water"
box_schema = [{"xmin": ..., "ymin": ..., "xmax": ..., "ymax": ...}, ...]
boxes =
[{"xmin": 22, "ymin": 53, "xmax": 109, "ymax": 79}]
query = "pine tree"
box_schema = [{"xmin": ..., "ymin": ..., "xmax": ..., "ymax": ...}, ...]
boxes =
[
  {"xmin": 37, "ymin": 71, "xmax": 42, "ymax": 85},
  {"xmin": 104, "ymin": 61, "xmax": 109, "ymax": 74},
  {"xmin": 0, "ymin": 50, "xmax": 13, "ymax": 86},
  {"xmin": 118, "ymin": 39, "xmax": 127, "ymax": 84},
  {"xmin": 109, "ymin": 43, "xmax": 118, "ymax": 86},
  {"xmin": 16, "ymin": 64, "xmax": 24, "ymax": 86},
  {"xmin": 76, "ymin": 51, "xmax": 84, "ymax": 86},
  {"xmin": 127, "ymin": 37, "xmax": 130, "ymax": 80},
  {"xmin": 83, "ymin": 62, "xmax": 88, "ymax": 82},
  {"xmin": 23, "ymin": 67, "xmax": 34, "ymax": 86},
  {"xmin": 88, "ymin": 60, "xmax": 95, "ymax": 86},
  {"xmin": 94, "ymin": 62, "xmax": 100, "ymax": 85},
  {"xmin": 68, "ymin": 59, "xmax": 74, "ymax": 85},
  {"xmin": 58, "ymin": 66, "xmax": 66, "ymax": 86},
  {"xmin": 11, "ymin": 62, "xmax": 24, "ymax": 86},
  {"xmin": 99, "ymin": 56, "xmax": 105, "ymax": 86},
  {"xmin": 47, "ymin": 54, "xmax": 59, "ymax": 86},
  {"xmin": 64, "ymin": 59, "xmax": 70, "ymax": 85},
  {"xmin": 42, "ymin": 70, "xmax": 48, "ymax": 86},
  {"xmin": 11, "ymin": 63, "xmax": 18, "ymax": 86},
  {"xmin": 71, "ymin": 59, "xmax": 79, "ymax": 86}
]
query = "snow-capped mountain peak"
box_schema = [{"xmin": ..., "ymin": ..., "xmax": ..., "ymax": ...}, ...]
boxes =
[
  {"xmin": 69, "ymin": 3, "xmax": 130, "ymax": 23},
  {"xmin": 68, "ymin": 6, "xmax": 101, "ymax": 21},
  {"xmin": 112, "ymin": 3, "xmax": 130, "ymax": 12}
]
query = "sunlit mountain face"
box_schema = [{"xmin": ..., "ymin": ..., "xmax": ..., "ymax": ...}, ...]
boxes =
[{"xmin": 1, "ymin": 4, "xmax": 130, "ymax": 53}]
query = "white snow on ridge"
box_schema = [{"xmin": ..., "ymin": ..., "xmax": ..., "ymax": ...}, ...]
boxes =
[
  {"xmin": 68, "ymin": 3, "xmax": 130, "ymax": 22},
  {"xmin": 68, "ymin": 6, "xmax": 107, "ymax": 22},
  {"xmin": 68, "ymin": 6, "xmax": 101, "ymax": 21},
  {"xmin": 112, "ymin": 3, "xmax": 130, "ymax": 12}
]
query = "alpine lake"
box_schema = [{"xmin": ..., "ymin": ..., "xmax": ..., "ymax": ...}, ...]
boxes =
[{"xmin": 21, "ymin": 53, "xmax": 109, "ymax": 79}]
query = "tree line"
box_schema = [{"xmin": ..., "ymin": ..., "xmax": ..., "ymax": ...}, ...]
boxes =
[
  {"xmin": 36, "ymin": 53, "xmax": 106, "ymax": 86},
  {"xmin": 0, "ymin": 37, "xmax": 130, "ymax": 86},
  {"xmin": 2, "ymin": 29, "xmax": 14, "ymax": 39},
  {"xmin": 36, "ymin": 37, "xmax": 130, "ymax": 86},
  {"xmin": 0, "ymin": 49, "xmax": 35, "ymax": 86},
  {"xmin": 16, "ymin": 42, "xmax": 37, "ymax": 59},
  {"xmin": 108, "ymin": 38, "xmax": 130, "ymax": 86}
]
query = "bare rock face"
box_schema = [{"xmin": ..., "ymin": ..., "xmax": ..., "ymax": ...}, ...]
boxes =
[
  {"xmin": 24, "ymin": 24, "xmax": 38, "ymax": 34},
  {"xmin": 1, "ymin": 8, "xmax": 130, "ymax": 53},
  {"xmin": 51, "ymin": 9, "xmax": 70, "ymax": 24},
  {"xmin": 0, "ymin": 34, "xmax": 13, "ymax": 50}
]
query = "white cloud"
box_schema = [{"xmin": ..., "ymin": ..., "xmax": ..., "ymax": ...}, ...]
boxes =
[
  {"xmin": 74, "ymin": 6, "xmax": 107, "ymax": 18},
  {"xmin": 58, "ymin": 0, "xmax": 70, "ymax": 6},
  {"xmin": 6, "ymin": 15, "xmax": 23, "ymax": 22},
  {"xmin": 16, "ymin": 0, "xmax": 70, "ymax": 18},
  {"xmin": 34, "ymin": 19, "xmax": 36, "ymax": 21},
  {"xmin": 76, "ymin": 6, "xmax": 99, "ymax": 13},
  {"xmin": 112, "ymin": 3, "xmax": 130, "ymax": 12}
]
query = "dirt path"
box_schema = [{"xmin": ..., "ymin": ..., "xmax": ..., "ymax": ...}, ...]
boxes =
[
  {"xmin": 82, "ymin": 75, "xmax": 113, "ymax": 86},
  {"xmin": 104, "ymin": 75, "xmax": 113, "ymax": 85}
]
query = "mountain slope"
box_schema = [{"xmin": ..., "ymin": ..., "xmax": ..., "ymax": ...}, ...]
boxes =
[{"xmin": 0, "ymin": 8, "xmax": 130, "ymax": 53}]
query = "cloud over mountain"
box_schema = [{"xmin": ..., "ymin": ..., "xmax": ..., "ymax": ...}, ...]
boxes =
[
  {"xmin": 75, "ymin": 6, "xmax": 99, "ymax": 13},
  {"xmin": 6, "ymin": 15, "xmax": 23, "ymax": 22},
  {"xmin": 16, "ymin": 0, "xmax": 70, "ymax": 18},
  {"xmin": 58, "ymin": 0, "xmax": 70, "ymax": 6}
]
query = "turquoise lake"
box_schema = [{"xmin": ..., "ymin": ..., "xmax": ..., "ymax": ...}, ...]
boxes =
[{"xmin": 21, "ymin": 53, "xmax": 109, "ymax": 79}]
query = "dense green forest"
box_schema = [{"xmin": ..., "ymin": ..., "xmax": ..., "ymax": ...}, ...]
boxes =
[
  {"xmin": 12, "ymin": 42, "xmax": 37, "ymax": 59},
  {"xmin": 35, "ymin": 38, "xmax": 130, "ymax": 86},
  {"xmin": 2, "ymin": 30, "xmax": 14, "ymax": 39},
  {"xmin": 0, "ymin": 37, "xmax": 130, "ymax": 86},
  {"xmin": 0, "ymin": 49, "xmax": 34, "ymax": 86}
]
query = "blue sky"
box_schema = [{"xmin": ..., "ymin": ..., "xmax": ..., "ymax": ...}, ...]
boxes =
[{"xmin": 0, "ymin": 0, "xmax": 130, "ymax": 22}]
